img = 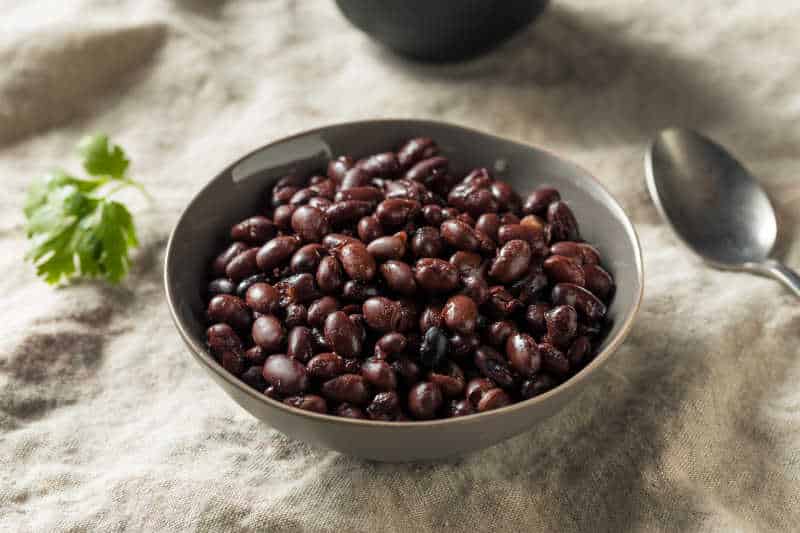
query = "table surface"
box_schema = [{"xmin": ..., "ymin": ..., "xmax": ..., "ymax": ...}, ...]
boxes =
[{"xmin": 1, "ymin": 1, "xmax": 799, "ymax": 531}]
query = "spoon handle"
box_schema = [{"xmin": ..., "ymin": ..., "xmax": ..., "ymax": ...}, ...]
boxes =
[{"xmin": 754, "ymin": 260, "xmax": 800, "ymax": 298}]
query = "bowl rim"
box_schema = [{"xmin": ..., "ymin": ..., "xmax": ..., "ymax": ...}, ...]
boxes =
[{"xmin": 164, "ymin": 118, "xmax": 644, "ymax": 428}]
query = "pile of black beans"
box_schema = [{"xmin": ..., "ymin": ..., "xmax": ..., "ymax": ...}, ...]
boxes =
[{"xmin": 205, "ymin": 137, "xmax": 614, "ymax": 421}]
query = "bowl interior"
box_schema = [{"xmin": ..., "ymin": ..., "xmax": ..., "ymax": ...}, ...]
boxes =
[{"xmin": 165, "ymin": 119, "xmax": 643, "ymax": 424}]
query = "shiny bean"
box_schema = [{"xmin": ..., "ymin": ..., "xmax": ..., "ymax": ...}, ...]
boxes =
[
  {"xmin": 336, "ymin": 240, "xmax": 377, "ymax": 282},
  {"xmin": 460, "ymin": 274, "xmax": 489, "ymax": 305},
  {"xmin": 262, "ymin": 354, "xmax": 308, "ymax": 395},
  {"xmin": 510, "ymin": 269, "xmax": 548, "ymax": 304},
  {"xmin": 220, "ymin": 350, "xmax": 246, "ymax": 377},
  {"xmin": 244, "ymin": 345, "xmax": 267, "ymax": 366},
  {"xmin": 449, "ymin": 333, "xmax": 479, "ymax": 359},
  {"xmin": 419, "ymin": 304, "xmax": 444, "ymax": 332},
  {"xmin": 449, "ymin": 251, "xmax": 483, "ymax": 274},
  {"xmin": 291, "ymin": 205, "xmax": 330, "ymax": 242},
  {"xmin": 246, "ymin": 282, "xmax": 279, "ymax": 314},
  {"xmin": 289, "ymin": 187, "xmax": 317, "ymax": 206},
  {"xmin": 375, "ymin": 199, "xmax": 420, "ymax": 227},
  {"xmin": 490, "ymin": 181, "xmax": 520, "ymax": 211},
  {"xmin": 362, "ymin": 297, "xmax": 402, "ymax": 332},
  {"xmin": 407, "ymin": 382, "xmax": 443, "ymax": 420},
  {"xmin": 340, "ymin": 167, "xmax": 371, "ymax": 190},
  {"xmin": 283, "ymin": 394, "xmax": 327, "ymax": 414},
  {"xmin": 547, "ymin": 201, "xmax": 580, "ymax": 242},
  {"xmin": 307, "ymin": 296, "xmax": 339, "ymax": 329},
  {"xmin": 443, "ymin": 294, "xmax": 478, "ymax": 335},
  {"xmin": 520, "ymin": 214, "xmax": 546, "ymax": 233},
  {"xmin": 419, "ymin": 327, "xmax": 449, "ymax": 369},
  {"xmin": 241, "ymin": 365, "xmax": 267, "ymax": 390},
  {"xmin": 357, "ymin": 152, "xmax": 400, "ymax": 177},
  {"xmin": 231, "ymin": 216, "xmax": 276, "ymax": 245},
  {"xmin": 252, "ymin": 315, "xmax": 285, "ymax": 352},
  {"xmin": 544, "ymin": 305, "xmax": 578, "ymax": 349},
  {"xmin": 256, "ymin": 236, "xmax": 302, "ymax": 271},
  {"xmin": 272, "ymin": 185, "xmax": 299, "ymax": 207},
  {"xmin": 404, "ymin": 156, "xmax": 448, "ymax": 184},
  {"xmin": 506, "ymin": 332, "xmax": 541, "ymax": 377},
  {"xmin": 322, "ymin": 233, "xmax": 356, "ymax": 249},
  {"xmin": 520, "ymin": 374, "xmax": 558, "ymax": 399},
  {"xmin": 366, "ymin": 391, "xmax": 401, "ymax": 420},
  {"xmin": 361, "ymin": 357, "xmax": 397, "ymax": 391},
  {"xmin": 316, "ymin": 256, "xmax": 344, "ymax": 294},
  {"xmin": 489, "ymin": 240, "xmax": 532, "ymax": 283},
  {"xmin": 397, "ymin": 137, "xmax": 438, "ymax": 169},
  {"xmin": 497, "ymin": 224, "xmax": 546, "ymax": 252},
  {"xmin": 290, "ymin": 243, "xmax": 326, "ymax": 274},
  {"xmin": 414, "ymin": 258, "xmax": 459, "ymax": 292},
  {"xmin": 380, "ymin": 260, "xmax": 417, "ymax": 296},
  {"xmin": 539, "ymin": 342, "xmax": 570, "ymax": 376},
  {"xmin": 357, "ymin": 216, "xmax": 384, "ymax": 243},
  {"xmin": 325, "ymin": 200, "xmax": 374, "ymax": 227},
  {"xmin": 475, "ymin": 213, "xmax": 501, "ymax": 241},
  {"xmin": 321, "ymin": 374, "xmax": 370, "ymax": 405},
  {"xmin": 549, "ymin": 241, "xmax": 601, "ymax": 265},
  {"xmin": 287, "ymin": 326, "xmax": 313, "ymax": 363},
  {"xmin": 375, "ymin": 332, "xmax": 408, "ymax": 359},
  {"xmin": 367, "ymin": 232, "xmax": 407, "ymax": 262},
  {"xmin": 428, "ymin": 361, "xmax": 465, "ymax": 397},
  {"xmin": 208, "ymin": 278, "xmax": 236, "ymax": 297},
  {"xmin": 523, "ymin": 186, "xmax": 560, "ymax": 215},
  {"xmin": 225, "ymin": 248, "xmax": 259, "ymax": 282},
  {"xmin": 440, "ymin": 219, "xmax": 479, "ymax": 252},
  {"xmin": 206, "ymin": 323, "xmax": 242, "ymax": 355},
  {"xmin": 551, "ymin": 283, "xmax": 607, "ymax": 320},
  {"xmin": 466, "ymin": 378, "xmax": 495, "ymax": 406},
  {"xmin": 543, "ymin": 255, "xmax": 586, "ymax": 287},
  {"xmin": 335, "ymin": 186, "xmax": 384, "ymax": 204},
  {"xmin": 207, "ymin": 294, "xmax": 252, "ymax": 331},
  {"xmin": 410, "ymin": 226, "xmax": 443, "ymax": 258},
  {"xmin": 275, "ymin": 273, "xmax": 319, "ymax": 305},
  {"xmin": 474, "ymin": 346, "xmax": 515, "ymax": 388},
  {"xmin": 236, "ymin": 273, "xmax": 268, "ymax": 298},
  {"xmin": 323, "ymin": 311, "xmax": 362, "ymax": 359},
  {"xmin": 477, "ymin": 388, "xmax": 511, "ymax": 412},
  {"xmin": 583, "ymin": 264, "xmax": 614, "ymax": 300},
  {"xmin": 486, "ymin": 286, "xmax": 523, "ymax": 318},
  {"xmin": 392, "ymin": 357, "xmax": 421, "ymax": 386},
  {"xmin": 327, "ymin": 155, "xmax": 354, "ymax": 182},
  {"xmin": 306, "ymin": 352, "xmax": 345, "ymax": 380},
  {"xmin": 272, "ymin": 204, "xmax": 296, "ymax": 230},
  {"xmin": 422, "ymin": 204, "xmax": 446, "ymax": 226},
  {"xmin": 567, "ymin": 336, "xmax": 592, "ymax": 368}
]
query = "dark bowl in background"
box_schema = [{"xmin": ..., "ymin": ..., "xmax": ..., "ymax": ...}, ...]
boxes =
[{"xmin": 335, "ymin": 0, "xmax": 550, "ymax": 62}]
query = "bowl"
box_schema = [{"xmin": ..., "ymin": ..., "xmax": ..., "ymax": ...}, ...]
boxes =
[
  {"xmin": 164, "ymin": 119, "xmax": 643, "ymax": 462},
  {"xmin": 335, "ymin": 0, "xmax": 550, "ymax": 62}
]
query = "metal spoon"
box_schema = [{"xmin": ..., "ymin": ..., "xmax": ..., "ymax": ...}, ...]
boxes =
[{"xmin": 645, "ymin": 128, "xmax": 800, "ymax": 297}]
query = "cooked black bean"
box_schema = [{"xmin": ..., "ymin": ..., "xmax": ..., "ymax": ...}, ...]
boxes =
[
  {"xmin": 263, "ymin": 354, "xmax": 308, "ymax": 395},
  {"xmin": 422, "ymin": 204, "xmax": 446, "ymax": 226},
  {"xmin": 489, "ymin": 240, "xmax": 532, "ymax": 283},
  {"xmin": 284, "ymin": 394, "xmax": 327, "ymax": 414},
  {"xmin": 567, "ymin": 336, "xmax": 592, "ymax": 368},
  {"xmin": 256, "ymin": 235, "xmax": 302, "ymax": 271},
  {"xmin": 231, "ymin": 216, "xmax": 276, "ymax": 245},
  {"xmin": 545, "ymin": 305, "xmax": 578, "ymax": 349},
  {"xmin": 443, "ymin": 294, "xmax": 478, "ymax": 335},
  {"xmin": 321, "ymin": 374, "xmax": 370, "ymax": 405},
  {"xmin": 506, "ymin": 332, "xmax": 541, "ymax": 377},
  {"xmin": 335, "ymin": 240, "xmax": 376, "ymax": 282},
  {"xmin": 236, "ymin": 273, "xmax": 268, "ymax": 298},
  {"xmin": 485, "ymin": 286, "xmax": 523, "ymax": 318},
  {"xmin": 380, "ymin": 260, "xmax": 417, "ymax": 296},
  {"xmin": 306, "ymin": 352, "xmax": 345, "ymax": 380},
  {"xmin": 474, "ymin": 346, "xmax": 515, "ymax": 388},
  {"xmin": 539, "ymin": 342, "xmax": 570, "ymax": 377},
  {"xmin": 449, "ymin": 251, "xmax": 483, "ymax": 274},
  {"xmin": 397, "ymin": 137, "xmax": 438, "ymax": 169},
  {"xmin": 220, "ymin": 351, "xmax": 246, "ymax": 377},
  {"xmin": 449, "ymin": 333, "xmax": 480, "ymax": 359},
  {"xmin": 335, "ymin": 186, "xmax": 384, "ymax": 204},
  {"xmin": 543, "ymin": 255, "xmax": 585, "ymax": 287},
  {"xmin": 241, "ymin": 365, "xmax": 267, "ymax": 390},
  {"xmin": 408, "ymin": 382, "xmax": 443, "ymax": 420},
  {"xmin": 212, "ymin": 241, "xmax": 248, "ymax": 276},
  {"xmin": 206, "ymin": 323, "xmax": 242, "ymax": 355},
  {"xmin": 272, "ymin": 204, "xmax": 296, "ymax": 230},
  {"xmin": 525, "ymin": 303, "xmax": 551, "ymax": 335},
  {"xmin": 583, "ymin": 263, "xmax": 614, "ymax": 300},
  {"xmin": 405, "ymin": 156, "xmax": 448, "ymax": 184},
  {"xmin": 414, "ymin": 258, "xmax": 459, "ymax": 293},
  {"xmin": 440, "ymin": 219, "xmax": 479, "ymax": 252},
  {"xmin": 367, "ymin": 232, "xmax": 407, "ymax": 261},
  {"xmin": 477, "ymin": 388, "xmax": 511, "ymax": 412},
  {"xmin": 252, "ymin": 315, "xmax": 285, "ymax": 352},
  {"xmin": 284, "ymin": 303, "xmax": 307, "ymax": 328},
  {"xmin": 419, "ymin": 327, "xmax": 448, "ymax": 369},
  {"xmin": 366, "ymin": 391, "xmax": 401, "ymax": 420},
  {"xmin": 246, "ymin": 282, "xmax": 279, "ymax": 314},
  {"xmin": 244, "ymin": 345, "xmax": 267, "ymax": 366},
  {"xmin": 287, "ymin": 326, "xmax": 313, "ymax": 363},
  {"xmin": 362, "ymin": 297, "xmax": 402, "ymax": 332},
  {"xmin": 324, "ymin": 311, "xmax": 362, "ymax": 359},
  {"xmin": 375, "ymin": 199, "xmax": 420, "ymax": 227},
  {"xmin": 487, "ymin": 321, "xmax": 516, "ymax": 347},
  {"xmin": 357, "ymin": 152, "xmax": 400, "ymax": 177},
  {"xmin": 361, "ymin": 357, "xmax": 397, "ymax": 391},
  {"xmin": 208, "ymin": 278, "xmax": 236, "ymax": 296},
  {"xmin": 356, "ymin": 216, "xmax": 384, "ymax": 243},
  {"xmin": 520, "ymin": 374, "xmax": 558, "ymax": 399},
  {"xmin": 374, "ymin": 332, "xmax": 407, "ymax": 359},
  {"xmin": 290, "ymin": 244, "xmax": 326, "ymax": 274},
  {"xmin": 448, "ymin": 399, "xmax": 475, "ymax": 417},
  {"xmin": 225, "ymin": 248, "xmax": 259, "ymax": 282},
  {"xmin": 328, "ymin": 155, "xmax": 354, "ymax": 182},
  {"xmin": 523, "ymin": 186, "xmax": 560, "ymax": 216},
  {"xmin": 550, "ymin": 241, "xmax": 601, "ymax": 265},
  {"xmin": 207, "ymin": 294, "xmax": 252, "ymax": 331},
  {"xmin": 551, "ymin": 283, "xmax": 607, "ymax": 320},
  {"xmin": 428, "ymin": 361, "xmax": 465, "ymax": 397},
  {"xmin": 325, "ymin": 200, "xmax": 374, "ymax": 227},
  {"xmin": 547, "ymin": 201, "xmax": 580, "ymax": 242}
]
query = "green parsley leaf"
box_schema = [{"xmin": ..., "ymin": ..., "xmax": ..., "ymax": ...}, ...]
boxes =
[
  {"xmin": 24, "ymin": 136, "xmax": 146, "ymax": 285},
  {"xmin": 78, "ymin": 134, "xmax": 130, "ymax": 179}
]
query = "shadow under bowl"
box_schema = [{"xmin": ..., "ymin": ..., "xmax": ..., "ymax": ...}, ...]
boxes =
[{"xmin": 164, "ymin": 119, "xmax": 643, "ymax": 462}]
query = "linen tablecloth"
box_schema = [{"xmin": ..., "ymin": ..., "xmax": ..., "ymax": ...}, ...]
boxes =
[{"xmin": 1, "ymin": 1, "xmax": 799, "ymax": 531}]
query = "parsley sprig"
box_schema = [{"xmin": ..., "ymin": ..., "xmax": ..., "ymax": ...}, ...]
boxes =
[{"xmin": 24, "ymin": 135, "xmax": 149, "ymax": 285}]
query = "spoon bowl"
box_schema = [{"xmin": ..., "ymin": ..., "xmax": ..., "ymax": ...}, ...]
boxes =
[{"xmin": 646, "ymin": 128, "xmax": 800, "ymax": 297}]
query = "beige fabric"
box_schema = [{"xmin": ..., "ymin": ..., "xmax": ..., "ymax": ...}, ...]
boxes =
[{"xmin": 1, "ymin": 1, "xmax": 799, "ymax": 531}]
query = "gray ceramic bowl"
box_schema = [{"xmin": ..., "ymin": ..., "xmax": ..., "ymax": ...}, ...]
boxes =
[{"xmin": 165, "ymin": 119, "xmax": 643, "ymax": 462}]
